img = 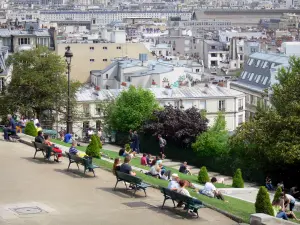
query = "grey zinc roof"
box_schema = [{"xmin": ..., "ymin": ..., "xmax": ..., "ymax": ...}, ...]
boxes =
[
  {"xmin": 230, "ymin": 52, "xmax": 289, "ymax": 92},
  {"xmin": 0, "ymin": 29, "xmax": 50, "ymax": 37},
  {"xmin": 76, "ymin": 85, "xmax": 244, "ymax": 102}
]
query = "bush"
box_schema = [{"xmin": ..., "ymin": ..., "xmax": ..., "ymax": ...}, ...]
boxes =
[
  {"xmin": 86, "ymin": 135, "xmax": 101, "ymax": 158},
  {"xmin": 24, "ymin": 121, "xmax": 37, "ymax": 137},
  {"xmin": 95, "ymin": 135, "xmax": 102, "ymax": 150},
  {"xmin": 273, "ymin": 187, "xmax": 282, "ymax": 203},
  {"xmin": 255, "ymin": 186, "xmax": 274, "ymax": 216},
  {"xmin": 232, "ymin": 168, "xmax": 244, "ymax": 188},
  {"xmin": 198, "ymin": 166, "xmax": 210, "ymax": 184},
  {"xmin": 125, "ymin": 143, "xmax": 131, "ymax": 152}
]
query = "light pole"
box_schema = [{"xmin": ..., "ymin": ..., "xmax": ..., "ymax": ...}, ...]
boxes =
[{"xmin": 64, "ymin": 46, "xmax": 73, "ymax": 133}]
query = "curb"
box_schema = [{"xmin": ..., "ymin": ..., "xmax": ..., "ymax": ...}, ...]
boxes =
[{"xmin": 19, "ymin": 138, "xmax": 246, "ymax": 224}]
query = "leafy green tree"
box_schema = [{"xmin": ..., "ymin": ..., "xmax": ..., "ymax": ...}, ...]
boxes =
[
  {"xmin": 229, "ymin": 57, "xmax": 300, "ymax": 167},
  {"xmin": 255, "ymin": 186, "xmax": 274, "ymax": 216},
  {"xmin": 198, "ymin": 166, "xmax": 210, "ymax": 184},
  {"xmin": 232, "ymin": 168, "xmax": 244, "ymax": 188},
  {"xmin": 86, "ymin": 135, "xmax": 101, "ymax": 158},
  {"xmin": 273, "ymin": 187, "xmax": 282, "ymax": 203},
  {"xmin": 107, "ymin": 85, "xmax": 159, "ymax": 132},
  {"xmin": 1, "ymin": 47, "xmax": 81, "ymax": 119},
  {"xmin": 192, "ymin": 113, "xmax": 229, "ymax": 157},
  {"xmin": 24, "ymin": 121, "xmax": 37, "ymax": 137}
]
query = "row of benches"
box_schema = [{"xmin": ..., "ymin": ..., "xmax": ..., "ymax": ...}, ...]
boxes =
[
  {"xmin": 32, "ymin": 141, "xmax": 205, "ymax": 217},
  {"xmin": 32, "ymin": 141, "xmax": 99, "ymax": 177}
]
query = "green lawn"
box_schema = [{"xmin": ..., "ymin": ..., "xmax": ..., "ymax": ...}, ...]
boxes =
[
  {"xmin": 49, "ymin": 139, "xmax": 300, "ymax": 223},
  {"xmin": 51, "ymin": 139, "xmax": 230, "ymax": 188}
]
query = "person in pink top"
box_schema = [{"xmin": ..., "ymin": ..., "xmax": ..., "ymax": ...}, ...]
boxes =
[{"xmin": 141, "ymin": 153, "xmax": 148, "ymax": 166}]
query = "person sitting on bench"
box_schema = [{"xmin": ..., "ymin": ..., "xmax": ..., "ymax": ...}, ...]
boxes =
[
  {"xmin": 35, "ymin": 131, "xmax": 44, "ymax": 143},
  {"xmin": 44, "ymin": 134, "xmax": 63, "ymax": 162},
  {"xmin": 3, "ymin": 114, "xmax": 16, "ymax": 141},
  {"xmin": 69, "ymin": 141, "xmax": 87, "ymax": 158}
]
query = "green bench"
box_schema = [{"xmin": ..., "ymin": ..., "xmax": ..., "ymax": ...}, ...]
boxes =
[
  {"xmin": 32, "ymin": 141, "xmax": 59, "ymax": 162},
  {"xmin": 160, "ymin": 187, "xmax": 205, "ymax": 218},
  {"xmin": 114, "ymin": 171, "xmax": 151, "ymax": 197},
  {"xmin": 65, "ymin": 151, "xmax": 99, "ymax": 177}
]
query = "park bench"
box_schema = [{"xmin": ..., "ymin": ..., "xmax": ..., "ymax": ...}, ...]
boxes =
[
  {"xmin": 65, "ymin": 151, "xmax": 99, "ymax": 177},
  {"xmin": 114, "ymin": 171, "xmax": 151, "ymax": 197},
  {"xmin": 32, "ymin": 141, "xmax": 59, "ymax": 161},
  {"xmin": 160, "ymin": 187, "xmax": 205, "ymax": 218}
]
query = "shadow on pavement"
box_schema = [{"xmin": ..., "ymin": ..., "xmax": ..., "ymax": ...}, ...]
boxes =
[
  {"xmin": 96, "ymin": 186, "xmax": 148, "ymax": 199},
  {"xmin": 54, "ymin": 168, "xmax": 96, "ymax": 179},
  {"xmin": 20, "ymin": 156, "xmax": 57, "ymax": 164}
]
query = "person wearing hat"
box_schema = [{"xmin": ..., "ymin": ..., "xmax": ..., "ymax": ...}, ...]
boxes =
[{"xmin": 168, "ymin": 173, "xmax": 180, "ymax": 191}]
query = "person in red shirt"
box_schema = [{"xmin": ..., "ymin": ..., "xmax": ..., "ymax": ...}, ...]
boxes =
[
  {"xmin": 44, "ymin": 134, "xmax": 63, "ymax": 162},
  {"xmin": 141, "ymin": 153, "xmax": 148, "ymax": 166}
]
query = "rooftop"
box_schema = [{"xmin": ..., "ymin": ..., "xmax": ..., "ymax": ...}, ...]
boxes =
[
  {"xmin": 76, "ymin": 85, "xmax": 244, "ymax": 102},
  {"xmin": 0, "ymin": 29, "xmax": 50, "ymax": 37}
]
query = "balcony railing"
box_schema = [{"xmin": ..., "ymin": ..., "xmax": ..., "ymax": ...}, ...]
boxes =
[{"xmin": 218, "ymin": 108, "xmax": 225, "ymax": 112}]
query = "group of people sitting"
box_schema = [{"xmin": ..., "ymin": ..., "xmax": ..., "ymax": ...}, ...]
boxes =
[
  {"xmin": 273, "ymin": 191, "xmax": 299, "ymax": 221},
  {"xmin": 34, "ymin": 131, "xmax": 63, "ymax": 162}
]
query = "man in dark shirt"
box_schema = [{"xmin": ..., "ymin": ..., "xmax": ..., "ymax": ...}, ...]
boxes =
[
  {"xmin": 120, "ymin": 156, "xmax": 136, "ymax": 176},
  {"xmin": 179, "ymin": 161, "xmax": 191, "ymax": 175},
  {"xmin": 35, "ymin": 131, "xmax": 44, "ymax": 143},
  {"xmin": 4, "ymin": 114, "xmax": 16, "ymax": 141}
]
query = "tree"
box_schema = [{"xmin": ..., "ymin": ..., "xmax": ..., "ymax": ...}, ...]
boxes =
[
  {"xmin": 255, "ymin": 186, "xmax": 274, "ymax": 216},
  {"xmin": 143, "ymin": 105, "xmax": 208, "ymax": 145},
  {"xmin": 86, "ymin": 135, "xmax": 101, "ymax": 158},
  {"xmin": 24, "ymin": 121, "xmax": 37, "ymax": 137},
  {"xmin": 106, "ymin": 86, "xmax": 159, "ymax": 132},
  {"xmin": 273, "ymin": 187, "xmax": 282, "ymax": 203},
  {"xmin": 232, "ymin": 168, "xmax": 244, "ymax": 188},
  {"xmin": 1, "ymin": 47, "xmax": 81, "ymax": 119},
  {"xmin": 192, "ymin": 113, "xmax": 229, "ymax": 157},
  {"xmin": 198, "ymin": 166, "xmax": 210, "ymax": 184},
  {"xmin": 229, "ymin": 57, "xmax": 300, "ymax": 167}
]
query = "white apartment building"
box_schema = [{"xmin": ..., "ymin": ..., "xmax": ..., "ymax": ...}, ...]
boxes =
[
  {"xmin": 71, "ymin": 85, "xmax": 245, "ymax": 137},
  {"xmin": 90, "ymin": 58, "xmax": 204, "ymax": 90},
  {"xmin": 7, "ymin": 10, "xmax": 192, "ymax": 26}
]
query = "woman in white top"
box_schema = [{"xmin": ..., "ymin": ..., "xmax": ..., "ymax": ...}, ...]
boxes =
[{"xmin": 200, "ymin": 177, "xmax": 226, "ymax": 201}]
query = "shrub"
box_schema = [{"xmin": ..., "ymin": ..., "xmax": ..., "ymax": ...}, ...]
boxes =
[
  {"xmin": 198, "ymin": 166, "xmax": 210, "ymax": 184},
  {"xmin": 273, "ymin": 186, "xmax": 282, "ymax": 203},
  {"xmin": 232, "ymin": 168, "xmax": 244, "ymax": 188},
  {"xmin": 24, "ymin": 121, "xmax": 37, "ymax": 137},
  {"xmin": 86, "ymin": 135, "xmax": 101, "ymax": 158},
  {"xmin": 125, "ymin": 143, "xmax": 131, "ymax": 152},
  {"xmin": 95, "ymin": 135, "xmax": 102, "ymax": 150},
  {"xmin": 255, "ymin": 186, "xmax": 274, "ymax": 216}
]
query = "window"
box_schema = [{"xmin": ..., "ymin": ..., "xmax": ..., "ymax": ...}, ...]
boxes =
[
  {"xmin": 196, "ymin": 69, "xmax": 200, "ymax": 72},
  {"xmin": 83, "ymin": 104, "xmax": 90, "ymax": 116},
  {"xmin": 238, "ymin": 99, "xmax": 243, "ymax": 111},
  {"xmin": 248, "ymin": 58, "xmax": 254, "ymax": 65},
  {"xmin": 106, "ymin": 85, "xmax": 109, "ymax": 89},
  {"xmin": 95, "ymin": 104, "xmax": 101, "ymax": 115},
  {"xmin": 211, "ymin": 53, "xmax": 217, "ymax": 57},
  {"xmin": 103, "ymin": 46, "xmax": 107, "ymax": 50},
  {"xmin": 106, "ymin": 74, "xmax": 108, "ymax": 79},
  {"xmin": 256, "ymin": 59, "xmax": 261, "ymax": 67},
  {"xmin": 256, "ymin": 75, "xmax": 261, "ymax": 83},
  {"xmin": 239, "ymin": 47, "xmax": 243, "ymax": 51},
  {"xmin": 116, "ymin": 46, "xmax": 121, "ymax": 49},
  {"xmin": 239, "ymin": 55, "xmax": 243, "ymax": 60},
  {"xmin": 218, "ymin": 100, "xmax": 225, "ymax": 111},
  {"xmin": 242, "ymin": 71, "xmax": 248, "ymax": 79},
  {"xmin": 18, "ymin": 38, "xmax": 30, "ymax": 45},
  {"xmin": 199, "ymin": 101, "xmax": 206, "ymax": 110},
  {"xmin": 251, "ymin": 48, "xmax": 256, "ymax": 53},
  {"xmin": 262, "ymin": 76, "xmax": 268, "ymax": 85},
  {"xmin": 211, "ymin": 46, "xmax": 215, "ymax": 49},
  {"xmin": 173, "ymin": 48, "xmax": 176, "ymax": 51},
  {"xmin": 249, "ymin": 73, "xmax": 254, "ymax": 81},
  {"xmin": 103, "ymin": 59, "xmax": 107, "ymax": 62},
  {"xmin": 90, "ymin": 59, "xmax": 95, "ymax": 62},
  {"xmin": 238, "ymin": 114, "xmax": 243, "ymax": 125},
  {"xmin": 90, "ymin": 47, "xmax": 94, "ymax": 50}
]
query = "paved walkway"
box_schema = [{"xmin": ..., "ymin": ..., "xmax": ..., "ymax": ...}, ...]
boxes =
[{"xmin": 0, "ymin": 140, "xmax": 238, "ymax": 225}]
